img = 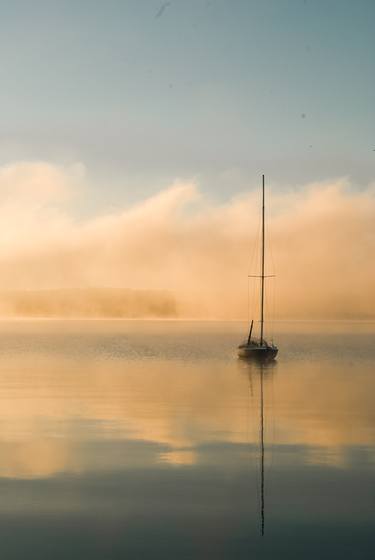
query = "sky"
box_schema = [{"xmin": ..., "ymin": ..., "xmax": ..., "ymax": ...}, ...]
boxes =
[
  {"xmin": 0, "ymin": 0, "xmax": 374, "ymax": 210},
  {"xmin": 0, "ymin": 0, "xmax": 373, "ymax": 318}
]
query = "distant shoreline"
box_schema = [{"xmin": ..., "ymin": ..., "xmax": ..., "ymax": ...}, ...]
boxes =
[{"xmin": 0, "ymin": 288, "xmax": 373, "ymax": 321}]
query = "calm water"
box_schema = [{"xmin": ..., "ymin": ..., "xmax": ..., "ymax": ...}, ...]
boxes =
[{"xmin": 0, "ymin": 320, "xmax": 374, "ymax": 559}]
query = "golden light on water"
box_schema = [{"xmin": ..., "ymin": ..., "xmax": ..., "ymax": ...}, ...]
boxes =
[{"xmin": 0, "ymin": 321, "xmax": 373, "ymax": 478}]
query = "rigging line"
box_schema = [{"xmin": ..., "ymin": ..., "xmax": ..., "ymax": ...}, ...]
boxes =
[
  {"xmin": 252, "ymin": 278, "xmax": 258, "ymax": 338},
  {"xmin": 263, "ymin": 279, "xmax": 272, "ymax": 340},
  {"xmin": 265, "ymin": 288, "xmax": 270, "ymax": 341},
  {"xmin": 248, "ymin": 194, "xmax": 262, "ymax": 334},
  {"xmin": 248, "ymin": 190, "xmax": 262, "ymax": 271},
  {"xmin": 260, "ymin": 175, "xmax": 265, "ymax": 346},
  {"xmin": 268, "ymin": 215, "xmax": 277, "ymax": 341},
  {"xmin": 268, "ymin": 225, "xmax": 276, "ymax": 277},
  {"xmin": 268, "ymin": 233, "xmax": 276, "ymax": 341},
  {"xmin": 272, "ymin": 276, "xmax": 276, "ymax": 342},
  {"xmin": 247, "ymin": 273, "xmax": 250, "ymax": 326},
  {"xmin": 247, "ymin": 195, "xmax": 261, "ymax": 280},
  {"xmin": 270, "ymin": 279, "xmax": 276, "ymax": 343},
  {"xmin": 269, "ymin": 277, "xmax": 275, "ymax": 340},
  {"xmin": 265, "ymin": 182, "xmax": 275, "ymax": 279},
  {"xmin": 264, "ymin": 182, "xmax": 276, "ymax": 341}
]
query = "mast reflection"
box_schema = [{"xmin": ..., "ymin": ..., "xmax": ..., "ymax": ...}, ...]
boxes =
[
  {"xmin": 238, "ymin": 359, "xmax": 276, "ymax": 537},
  {"xmin": 260, "ymin": 363, "xmax": 265, "ymax": 536}
]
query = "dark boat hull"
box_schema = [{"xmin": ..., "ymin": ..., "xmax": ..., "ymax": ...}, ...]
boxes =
[{"xmin": 238, "ymin": 344, "xmax": 278, "ymax": 361}]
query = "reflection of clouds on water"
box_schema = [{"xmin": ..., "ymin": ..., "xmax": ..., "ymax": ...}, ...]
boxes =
[
  {"xmin": 305, "ymin": 446, "xmax": 347, "ymax": 468},
  {"xmin": 0, "ymin": 439, "xmax": 72, "ymax": 479},
  {"xmin": 0, "ymin": 322, "xmax": 374, "ymax": 478},
  {"xmin": 159, "ymin": 449, "xmax": 196, "ymax": 466}
]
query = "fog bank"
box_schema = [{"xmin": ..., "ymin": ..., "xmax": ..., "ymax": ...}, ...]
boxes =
[{"xmin": 0, "ymin": 162, "xmax": 373, "ymax": 319}]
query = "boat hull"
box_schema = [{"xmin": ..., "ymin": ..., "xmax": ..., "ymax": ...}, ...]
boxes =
[{"xmin": 237, "ymin": 345, "xmax": 278, "ymax": 361}]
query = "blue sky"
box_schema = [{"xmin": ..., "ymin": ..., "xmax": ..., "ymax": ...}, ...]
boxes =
[{"xmin": 0, "ymin": 0, "xmax": 374, "ymax": 212}]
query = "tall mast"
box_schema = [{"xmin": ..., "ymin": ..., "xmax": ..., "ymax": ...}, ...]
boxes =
[{"xmin": 260, "ymin": 175, "xmax": 265, "ymax": 345}]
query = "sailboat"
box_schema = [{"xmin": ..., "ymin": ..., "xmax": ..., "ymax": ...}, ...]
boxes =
[{"xmin": 238, "ymin": 175, "xmax": 278, "ymax": 360}]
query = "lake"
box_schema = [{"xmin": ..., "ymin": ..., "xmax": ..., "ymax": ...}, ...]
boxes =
[{"xmin": 0, "ymin": 319, "xmax": 374, "ymax": 559}]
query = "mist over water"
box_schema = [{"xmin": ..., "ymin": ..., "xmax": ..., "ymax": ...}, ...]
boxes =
[
  {"xmin": 0, "ymin": 1, "xmax": 373, "ymax": 557},
  {"xmin": 0, "ymin": 162, "xmax": 374, "ymax": 319},
  {"xmin": 0, "ymin": 319, "xmax": 374, "ymax": 558}
]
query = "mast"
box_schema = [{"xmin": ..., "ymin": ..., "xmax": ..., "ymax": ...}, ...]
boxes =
[{"xmin": 260, "ymin": 175, "xmax": 265, "ymax": 345}]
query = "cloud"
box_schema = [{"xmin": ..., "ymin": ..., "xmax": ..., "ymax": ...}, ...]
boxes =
[
  {"xmin": 0, "ymin": 161, "xmax": 84, "ymax": 258},
  {"xmin": 0, "ymin": 161, "xmax": 84, "ymax": 203},
  {"xmin": 0, "ymin": 161, "xmax": 373, "ymax": 319}
]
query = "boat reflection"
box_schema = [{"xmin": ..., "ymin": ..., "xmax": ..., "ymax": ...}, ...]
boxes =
[{"xmin": 238, "ymin": 359, "xmax": 277, "ymax": 537}]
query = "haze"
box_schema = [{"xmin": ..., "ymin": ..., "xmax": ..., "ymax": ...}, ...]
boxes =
[
  {"xmin": 0, "ymin": 0, "xmax": 373, "ymax": 319},
  {"xmin": 0, "ymin": 162, "xmax": 373, "ymax": 319}
]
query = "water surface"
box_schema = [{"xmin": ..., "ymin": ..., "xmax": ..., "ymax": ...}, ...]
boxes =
[{"xmin": 0, "ymin": 320, "xmax": 374, "ymax": 558}]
